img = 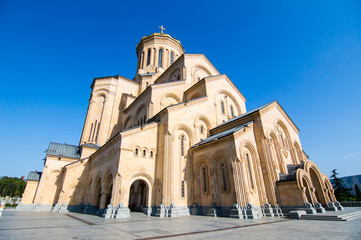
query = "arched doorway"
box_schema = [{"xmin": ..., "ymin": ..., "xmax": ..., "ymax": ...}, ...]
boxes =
[
  {"xmin": 128, "ymin": 180, "xmax": 148, "ymax": 212},
  {"xmin": 309, "ymin": 168, "xmax": 326, "ymax": 204},
  {"xmin": 94, "ymin": 177, "xmax": 102, "ymax": 208},
  {"xmin": 302, "ymin": 177, "xmax": 313, "ymax": 204}
]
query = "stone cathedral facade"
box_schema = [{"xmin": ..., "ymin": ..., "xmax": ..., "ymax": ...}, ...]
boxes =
[{"xmin": 19, "ymin": 31, "xmax": 342, "ymax": 218}]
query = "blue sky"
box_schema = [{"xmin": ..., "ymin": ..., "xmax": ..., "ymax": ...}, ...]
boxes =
[{"xmin": 0, "ymin": 0, "xmax": 360, "ymax": 178}]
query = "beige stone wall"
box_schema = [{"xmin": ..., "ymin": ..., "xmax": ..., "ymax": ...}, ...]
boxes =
[
  {"xmin": 57, "ymin": 159, "xmax": 89, "ymax": 205},
  {"xmin": 277, "ymin": 181, "xmax": 304, "ymax": 207},
  {"xmin": 33, "ymin": 156, "xmax": 78, "ymax": 205},
  {"xmin": 21, "ymin": 180, "xmax": 39, "ymax": 204}
]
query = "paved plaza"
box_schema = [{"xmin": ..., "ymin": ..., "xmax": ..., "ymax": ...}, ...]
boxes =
[{"xmin": 1, "ymin": 208, "xmax": 361, "ymax": 240}]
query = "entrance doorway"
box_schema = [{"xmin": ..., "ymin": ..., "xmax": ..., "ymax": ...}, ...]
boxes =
[{"xmin": 128, "ymin": 180, "xmax": 148, "ymax": 212}]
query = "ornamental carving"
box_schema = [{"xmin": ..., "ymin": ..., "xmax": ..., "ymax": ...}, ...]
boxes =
[{"xmin": 92, "ymin": 148, "xmax": 120, "ymax": 168}]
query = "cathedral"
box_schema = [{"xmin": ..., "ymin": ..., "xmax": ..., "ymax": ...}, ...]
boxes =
[{"xmin": 18, "ymin": 29, "xmax": 342, "ymax": 218}]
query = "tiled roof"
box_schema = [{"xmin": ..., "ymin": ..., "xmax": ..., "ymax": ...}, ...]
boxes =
[
  {"xmin": 192, "ymin": 121, "xmax": 253, "ymax": 148},
  {"xmin": 81, "ymin": 143, "xmax": 100, "ymax": 149},
  {"xmin": 27, "ymin": 171, "xmax": 42, "ymax": 181},
  {"xmin": 46, "ymin": 142, "xmax": 80, "ymax": 159},
  {"xmin": 211, "ymin": 100, "xmax": 277, "ymax": 131}
]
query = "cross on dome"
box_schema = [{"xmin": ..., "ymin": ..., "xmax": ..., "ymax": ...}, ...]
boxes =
[{"xmin": 159, "ymin": 25, "xmax": 166, "ymax": 34}]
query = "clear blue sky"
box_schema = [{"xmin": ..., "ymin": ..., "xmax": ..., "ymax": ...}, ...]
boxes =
[{"xmin": 0, "ymin": 0, "xmax": 360, "ymax": 178}]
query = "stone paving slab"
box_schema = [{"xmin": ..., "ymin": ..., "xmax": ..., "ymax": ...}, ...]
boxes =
[{"xmin": 0, "ymin": 208, "xmax": 360, "ymax": 240}]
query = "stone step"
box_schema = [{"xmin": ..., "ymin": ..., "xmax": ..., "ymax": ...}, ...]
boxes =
[
  {"xmin": 299, "ymin": 210, "xmax": 361, "ymax": 221},
  {"xmin": 339, "ymin": 210, "xmax": 361, "ymax": 219}
]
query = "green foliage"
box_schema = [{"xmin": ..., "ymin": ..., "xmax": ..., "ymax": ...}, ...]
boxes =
[
  {"xmin": 330, "ymin": 169, "xmax": 356, "ymax": 202},
  {"xmin": 355, "ymin": 184, "xmax": 361, "ymax": 201},
  {"xmin": 5, "ymin": 203, "xmax": 18, "ymax": 207},
  {"xmin": 0, "ymin": 176, "xmax": 26, "ymax": 198}
]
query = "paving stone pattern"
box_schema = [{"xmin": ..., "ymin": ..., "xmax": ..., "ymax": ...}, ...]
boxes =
[{"xmin": 0, "ymin": 208, "xmax": 360, "ymax": 240}]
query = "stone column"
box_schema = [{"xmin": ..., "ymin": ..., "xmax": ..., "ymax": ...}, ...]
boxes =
[
  {"xmin": 99, "ymin": 192, "xmax": 108, "ymax": 209},
  {"xmin": 154, "ymin": 48, "xmax": 159, "ymax": 67}
]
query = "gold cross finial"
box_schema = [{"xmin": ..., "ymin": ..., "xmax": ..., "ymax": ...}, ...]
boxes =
[{"xmin": 159, "ymin": 25, "xmax": 165, "ymax": 34}]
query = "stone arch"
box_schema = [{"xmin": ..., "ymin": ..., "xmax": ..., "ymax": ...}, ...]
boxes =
[
  {"xmin": 141, "ymin": 147, "xmax": 148, "ymax": 157},
  {"xmin": 269, "ymin": 131, "xmax": 286, "ymax": 174},
  {"xmin": 191, "ymin": 65, "xmax": 212, "ymax": 84},
  {"xmin": 135, "ymin": 104, "xmax": 148, "ymax": 125},
  {"xmin": 194, "ymin": 114, "xmax": 212, "ymax": 141},
  {"xmin": 275, "ymin": 120, "xmax": 296, "ymax": 165},
  {"xmin": 322, "ymin": 174, "xmax": 336, "ymax": 202},
  {"xmin": 126, "ymin": 173, "xmax": 154, "ymax": 208},
  {"xmin": 196, "ymin": 159, "xmax": 211, "ymax": 201},
  {"xmin": 123, "ymin": 116, "xmax": 133, "ymax": 130},
  {"xmin": 101, "ymin": 171, "xmax": 113, "ymax": 208},
  {"xmin": 296, "ymin": 169, "xmax": 315, "ymax": 204},
  {"xmin": 160, "ymin": 93, "xmax": 181, "ymax": 109},
  {"xmin": 215, "ymin": 90, "xmax": 242, "ymax": 119},
  {"xmin": 92, "ymin": 175, "xmax": 102, "ymax": 208},
  {"xmin": 169, "ymin": 68, "xmax": 182, "ymax": 82},
  {"xmin": 240, "ymin": 141, "xmax": 258, "ymax": 191},
  {"xmin": 93, "ymin": 89, "xmax": 109, "ymax": 98},
  {"xmin": 304, "ymin": 161, "xmax": 327, "ymax": 204},
  {"xmin": 149, "ymin": 148, "xmax": 156, "ymax": 158},
  {"xmin": 171, "ymin": 123, "xmax": 194, "ymax": 144},
  {"xmin": 212, "ymin": 153, "xmax": 231, "ymax": 195}
]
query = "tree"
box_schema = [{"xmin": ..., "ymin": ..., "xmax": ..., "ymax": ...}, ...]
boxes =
[
  {"xmin": 355, "ymin": 184, "xmax": 361, "ymax": 201},
  {"xmin": 0, "ymin": 176, "xmax": 26, "ymax": 198},
  {"xmin": 330, "ymin": 169, "xmax": 355, "ymax": 202}
]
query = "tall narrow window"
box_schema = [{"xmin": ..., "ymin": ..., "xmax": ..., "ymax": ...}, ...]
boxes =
[
  {"xmin": 202, "ymin": 167, "xmax": 207, "ymax": 192},
  {"xmin": 181, "ymin": 180, "xmax": 185, "ymax": 197},
  {"xmin": 143, "ymin": 116, "xmax": 146, "ymax": 124},
  {"xmin": 143, "ymin": 150, "xmax": 146, "ymax": 157},
  {"xmin": 135, "ymin": 148, "xmax": 139, "ymax": 156},
  {"xmin": 95, "ymin": 121, "xmax": 100, "ymax": 142},
  {"xmin": 221, "ymin": 164, "xmax": 227, "ymax": 191},
  {"xmin": 150, "ymin": 151, "xmax": 153, "ymax": 158},
  {"xmin": 158, "ymin": 49, "xmax": 163, "ymax": 67},
  {"xmin": 221, "ymin": 101, "xmax": 225, "ymax": 114},
  {"xmin": 170, "ymin": 52, "xmax": 174, "ymax": 65},
  {"xmin": 92, "ymin": 120, "xmax": 97, "ymax": 141},
  {"xmin": 147, "ymin": 49, "xmax": 151, "ymax": 66},
  {"xmin": 200, "ymin": 125, "xmax": 203, "ymax": 134},
  {"xmin": 88, "ymin": 123, "xmax": 93, "ymax": 141},
  {"xmin": 230, "ymin": 105, "xmax": 234, "ymax": 117},
  {"xmin": 180, "ymin": 135, "xmax": 184, "ymax": 156},
  {"xmin": 280, "ymin": 133, "xmax": 285, "ymax": 147},
  {"xmin": 246, "ymin": 153, "xmax": 254, "ymax": 189}
]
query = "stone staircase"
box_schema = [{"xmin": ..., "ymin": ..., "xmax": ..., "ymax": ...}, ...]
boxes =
[{"xmin": 299, "ymin": 210, "xmax": 361, "ymax": 221}]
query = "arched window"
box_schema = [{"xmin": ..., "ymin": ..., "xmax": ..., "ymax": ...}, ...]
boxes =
[
  {"xmin": 221, "ymin": 164, "xmax": 227, "ymax": 191},
  {"xmin": 246, "ymin": 153, "xmax": 254, "ymax": 189},
  {"xmin": 202, "ymin": 167, "xmax": 207, "ymax": 192},
  {"xmin": 147, "ymin": 49, "xmax": 151, "ymax": 66},
  {"xmin": 230, "ymin": 105, "xmax": 234, "ymax": 117},
  {"xmin": 200, "ymin": 125, "xmax": 204, "ymax": 134},
  {"xmin": 135, "ymin": 148, "xmax": 139, "ymax": 156},
  {"xmin": 221, "ymin": 101, "xmax": 225, "ymax": 114},
  {"xmin": 158, "ymin": 49, "xmax": 163, "ymax": 67},
  {"xmin": 181, "ymin": 180, "xmax": 185, "ymax": 197},
  {"xmin": 280, "ymin": 133, "xmax": 285, "ymax": 147},
  {"xmin": 150, "ymin": 151, "xmax": 154, "ymax": 158},
  {"xmin": 170, "ymin": 52, "xmax": 174, "ymax": 65},
  {"xmin": 180, "ymin": 135, "xmax": 184, "ymax": 156},
  {"xmin": 143, "ymin": 149, "xmax": 146, "ymax": 157}
]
